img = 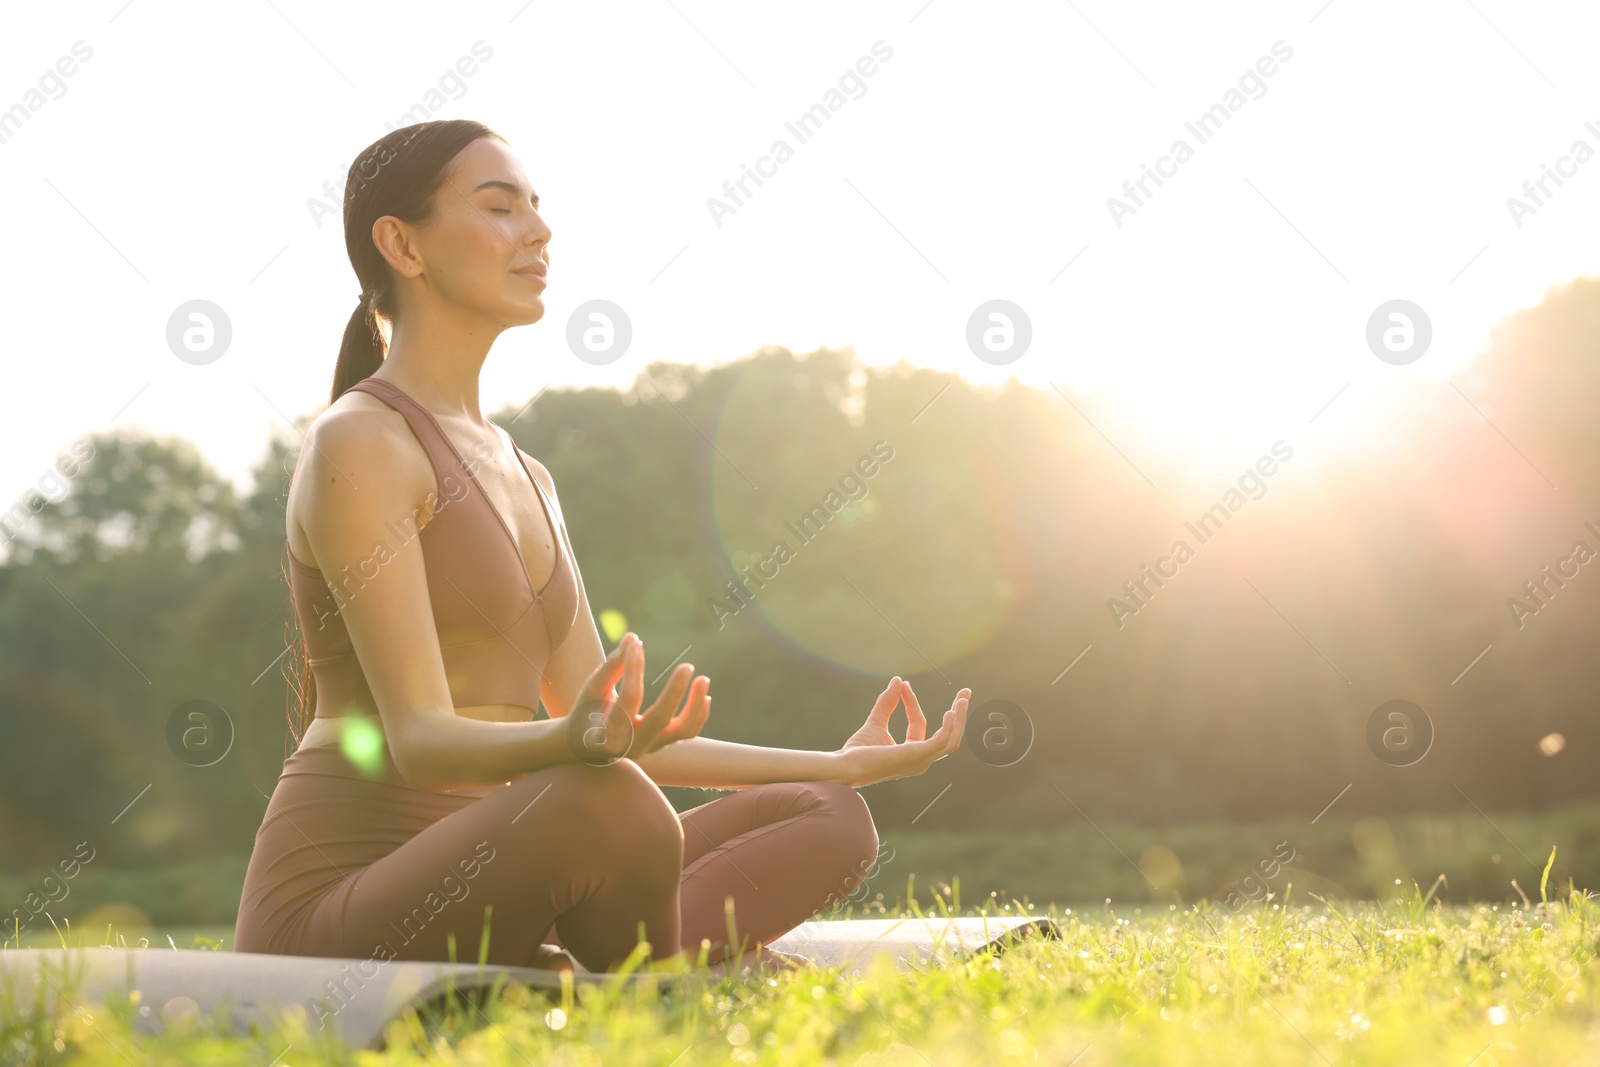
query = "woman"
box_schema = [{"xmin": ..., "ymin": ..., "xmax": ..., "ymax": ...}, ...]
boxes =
[{"xmin": 232, "ymin": 119, "xmax": 970, "ymax": 978}]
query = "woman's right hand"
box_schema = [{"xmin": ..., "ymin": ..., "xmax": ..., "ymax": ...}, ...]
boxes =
[{"xmin": 566, "ymin": 632, "xmax": 711, "ymax": 764}]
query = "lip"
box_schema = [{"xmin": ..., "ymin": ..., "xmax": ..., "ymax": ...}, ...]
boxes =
[{"xmin": 512, "ymin": 265, "xmax": 547, "ymax": 278}]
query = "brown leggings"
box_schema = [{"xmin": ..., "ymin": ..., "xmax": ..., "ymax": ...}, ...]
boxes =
[{"xmin": 233, "ymin": 743, "xmax": 880, "ymax": 972}]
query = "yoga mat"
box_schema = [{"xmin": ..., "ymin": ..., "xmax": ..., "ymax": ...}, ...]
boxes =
[
  {"xmin": 768, "ymin": 914, "xmax": 1061, "ymax": 976},
  {"xmin": 0, "ymin": 944, "xmax": 595, "ymax": 1049},
  {"xmin": 0, "ymin": 916, "xmax": 1060, "ymax": 1049}
]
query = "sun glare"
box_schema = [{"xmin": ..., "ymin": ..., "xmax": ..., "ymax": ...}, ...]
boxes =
[{"xmin": 1011, "ymin": 305, "xmax": 1496, "ymax": 484}]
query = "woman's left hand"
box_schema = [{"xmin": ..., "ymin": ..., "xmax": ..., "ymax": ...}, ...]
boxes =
[{"xmin": 832, "ymin": 677, "xmax": 969, "ymax": 788}]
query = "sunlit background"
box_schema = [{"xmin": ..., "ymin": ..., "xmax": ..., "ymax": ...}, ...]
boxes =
[
  {"xmin": 3, "ymin": 1, "xmax": 1597, "ymax": 495},
  {"xmin": 5, "ymin": 0, "xmax": 1600, "ymax": 938}
]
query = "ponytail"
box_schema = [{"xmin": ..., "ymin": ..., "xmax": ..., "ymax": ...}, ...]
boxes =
[{"xmin": 329, "ymin": 296, "xmax": 385, "ymax": 406}]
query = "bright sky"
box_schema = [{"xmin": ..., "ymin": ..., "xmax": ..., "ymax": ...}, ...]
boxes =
[{"xmin": 3, "ymin": 0, "xmax": 1597, "ymax": 509}]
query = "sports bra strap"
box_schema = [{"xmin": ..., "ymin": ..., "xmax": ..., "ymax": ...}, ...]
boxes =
[{"xmin": 346, "ymin": 377, "xmax": 467, "ymax": 490}]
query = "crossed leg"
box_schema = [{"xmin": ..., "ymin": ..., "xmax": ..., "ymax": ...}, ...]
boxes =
[
  {"xmin": 290, "ymin": 764, "xmax": 876, "ymax": 976},
  {"xmin": 303, "ymin": 758, "xmax": 685, "ymax": 973},
  {"xmin": 544, "ymin": 778, "xmax": 880, "ymax": 971}
]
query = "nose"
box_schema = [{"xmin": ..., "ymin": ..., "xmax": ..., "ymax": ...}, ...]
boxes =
[{"xmin": 523, "ymin": 214, "xmax": 552, "ymax": 260}]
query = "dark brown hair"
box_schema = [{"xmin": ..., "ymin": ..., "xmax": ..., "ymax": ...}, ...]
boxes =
[{"xmin": 284, "ymin": 118, "xmax": 506, "ymax": 750}]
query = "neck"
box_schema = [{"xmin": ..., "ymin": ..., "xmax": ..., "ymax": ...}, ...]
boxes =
[{"xmin": 372, "ymin": 308, "xmax": 502, "ymax": 424}]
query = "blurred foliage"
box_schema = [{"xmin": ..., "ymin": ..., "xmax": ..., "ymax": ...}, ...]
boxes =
[{"xmin": 3, "ymin": 278, "xmax": 1600, "ymax": 908}]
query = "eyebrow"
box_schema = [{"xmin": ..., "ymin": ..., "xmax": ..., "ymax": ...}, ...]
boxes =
[{"xmin": 472, "ymin": 179, "xmax": 539, "ymax": 208}]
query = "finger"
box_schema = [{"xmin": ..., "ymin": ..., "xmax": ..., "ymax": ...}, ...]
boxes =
[
  {"xmin": 930, "ymin": 689, "xmax": 967, "ymax": 734},
  {"xmin": 580, "ymin": 632, "xmax": 635, "ymax": 703},
  {"xmin": 661, "ymin": 677, "xmax": 710, "ymax": 744},
  {"xmin": 943, "ymin": 693, "xmax": 969, "ymax": 754},
  {"xmin": 952, "ymin": 690, "xmax": 970, "ymax": 751},
  {"xmin": 618, "ymin": 636, "xmax": 645, "ymax": 715},
  {"xmin": 667, "ymin": 673, "xmax": 707, "ymax": 728},
  {"xmin": 901, "ymin": 680, "xmax": 928, "ymax": 742},
  {"xmin": 867, "ymin": 677, "xmax": 902, "ymax": 727},
  {"xmin": 651, "ymin": 670, "xmax": 699, "ymax": 738},
  {"xmin": 638, "ymin": 663, "xmax": 695, "ymax": 746},
  {"xmin": 923, "ymin": 697, "xmax": 964, "ymax": 755},
  {"xmin": 649, "ymin": 663, "xmax": 696, "ymax": 722},
  {"xmin": 941, "ymin": 709, "xmax": 959, "ymax": 754},
  {"xmin": 682, "ymin": 679, "xmax": 713, "ymax": 740}
]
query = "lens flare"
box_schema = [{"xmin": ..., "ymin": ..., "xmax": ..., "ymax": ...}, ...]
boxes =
[
  {"xmin": 708, "ymin": 352, "xmax": 1023, "ymax": 675},
  {"xmin": 339, "ymin": 715, "xmax": 385, "ymax": 777}
]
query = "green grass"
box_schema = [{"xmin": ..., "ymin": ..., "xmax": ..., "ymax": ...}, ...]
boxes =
[
  {"xmin": 5, "ymin": 921, "xmax": 235, "ymax": 952},
  {"xmin": 7, "ymin": 877, "xmax": 1600, "ymax": 1066}
]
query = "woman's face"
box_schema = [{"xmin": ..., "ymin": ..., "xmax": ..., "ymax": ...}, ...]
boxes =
[{"xmin": 396, "ymin": 136, "xmax": 552, "ymax": 327}]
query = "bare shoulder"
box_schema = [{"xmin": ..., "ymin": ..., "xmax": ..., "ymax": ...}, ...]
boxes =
[
  {"xmin": 287, "ymin": 392, "xmax": 434, "ymax": 563},
  {"xmin": 307, "ymin": 391, "xmax": 391, "ymax": 445}
]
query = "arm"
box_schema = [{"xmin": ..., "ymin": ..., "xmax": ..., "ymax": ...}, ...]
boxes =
[
  {"xmin": 633, "ymin": 678, "xmax": 972, "ymax": 790},
  {"xmin": 296, "ymin": 408, "xmax": 581, "ymax": 793},
  {"xmin": 634, "ymin": 680, "xmax": 973, "ymax": 789},
  {"xmin": 628, "ymin": 735, "xmax": 844, "ymax": 791}
]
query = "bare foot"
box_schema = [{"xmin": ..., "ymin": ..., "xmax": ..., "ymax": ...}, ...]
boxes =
[{"xmin": 526, "ymin": 944, "xmax": 579, "ymax": 973}]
